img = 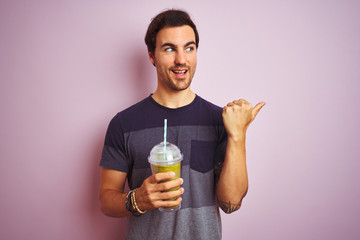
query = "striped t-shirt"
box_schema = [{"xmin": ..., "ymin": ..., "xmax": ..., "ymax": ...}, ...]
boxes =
[{"xmin": 100, "ymin": 95, "xmax": 227, "ymax": 240}]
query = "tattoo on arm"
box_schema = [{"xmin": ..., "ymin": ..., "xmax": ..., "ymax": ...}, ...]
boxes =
[
  {"xmin": 217, "ymin": 200, "xmax": 242, "ymax": 214},
  {"xmin": 214, "ymin": 161, "xmax": 242, "ymax": 213}
]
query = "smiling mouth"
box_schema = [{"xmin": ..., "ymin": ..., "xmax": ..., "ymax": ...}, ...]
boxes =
[{"xmin": 172, "ymin": 69, "xmax": 188, "ymax": 74}]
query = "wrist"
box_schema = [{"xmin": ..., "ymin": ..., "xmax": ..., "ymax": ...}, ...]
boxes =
[
  {"xmin": 227, "ymin": 132, "xmax": 246, "ymax": 143},
  {"xmin": 125, "ymin": 189, "xmax": 146, "ymax": 217}
]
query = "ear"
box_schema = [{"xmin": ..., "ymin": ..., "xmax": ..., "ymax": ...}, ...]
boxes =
[{"xmin": 148, "ymin": 51, "xmax": 156, "ymax": 67}]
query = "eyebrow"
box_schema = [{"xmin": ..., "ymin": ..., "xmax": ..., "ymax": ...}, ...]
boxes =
[{"xmin": 161, "ymin": 41, "xmax": 196, "ymax": 48}]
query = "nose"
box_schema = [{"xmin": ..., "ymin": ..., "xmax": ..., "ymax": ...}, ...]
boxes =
[{"xmin": 174, "ymin": 50, "xmax": 186, "ymax": 65}]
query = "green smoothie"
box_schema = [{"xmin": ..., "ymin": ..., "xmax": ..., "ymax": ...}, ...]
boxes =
[
  {"xmin": 151, "ymin": 163, "xmax": 181, "ymax": 209},
  {"xmin": 148, "ymin": 141, "xmax": 183, "ymax": 211}
]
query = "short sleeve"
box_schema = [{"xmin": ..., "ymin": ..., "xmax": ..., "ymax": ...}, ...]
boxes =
[{"xmin": 99, "ymin": 114, "xmax": 130, "ymax": 172}]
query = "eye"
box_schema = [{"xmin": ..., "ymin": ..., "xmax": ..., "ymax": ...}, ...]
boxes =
[
  {"xmin": 165, "ymin": 48, "xmax": 174, "ymax": 52},
  {"xmin": 186, "ymin": 46, "xmax": 194, "ymax": 52}
]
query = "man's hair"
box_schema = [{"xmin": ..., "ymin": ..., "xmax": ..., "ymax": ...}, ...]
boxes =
[{"xmin": 145, "ymin": 9, "xmax": 199, "ymax": 55}]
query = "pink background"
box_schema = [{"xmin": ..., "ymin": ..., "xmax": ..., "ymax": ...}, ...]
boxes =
[{"xmin": 1, "ymin": 1, "xmax": 359, "ymax": 239}]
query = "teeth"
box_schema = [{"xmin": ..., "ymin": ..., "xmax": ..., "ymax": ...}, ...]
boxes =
[{"xmin": 173, "ymin": 70, "xmax": 186, "ymax": 73}]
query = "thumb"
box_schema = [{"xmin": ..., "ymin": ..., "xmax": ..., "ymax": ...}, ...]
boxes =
[
  {"xmin": 148, "ymin": 172, "xmax": 175, "ymax": 184},
  {"xmin": 252, "ymin": 102, "xmax": 266, "ymax": 118}
]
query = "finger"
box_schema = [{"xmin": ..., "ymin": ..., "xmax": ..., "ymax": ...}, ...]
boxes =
[
  {"xmin": 233, "ymin": 100, "xmax": 252, "ymax": 110},
  {"xmin": 227, "ymin": 102, "xmax": 234, "ymax": 107},
  {"xmin": 157, "ymin": 197, "xmax": 183, "ymax": 209},
  {"xmin": 148, "ymin": 172, "xmax": 176, "ymax": 184},
  {"xmin": 158, "ymin": 187, "xmax": 184, "ymax": 200},
  {"xmin": 157, "ymin": 178, "xmax": 184, "ymax": 191},
  {"xmin": 237, "ymin": 99, "xmax": 248, "ymax": 104},
  {"xmin": 233, "ymin": 99, "xmax": 250, "ymax": 106},
  {"xmin": 252, "ymin": 102, "xmax": 266, "ymax": 118}
]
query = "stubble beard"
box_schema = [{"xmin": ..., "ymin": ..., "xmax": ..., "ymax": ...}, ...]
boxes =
[
  {"xmin": 167, "ymin": 76, "xmax": 192, "ymax": 91},
  {"xmin": 166, "ymin": 65, "xmax": 196, "ymax": 92}
]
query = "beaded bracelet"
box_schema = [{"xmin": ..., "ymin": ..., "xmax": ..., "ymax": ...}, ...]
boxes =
[
  {"xmin": 125, "ymin": 190, "xmax": 134, "ymax": 213},
  {"xmin": 125, "ymin": 189, "xmax": 142, "ymax": 217},
  {"xmin": 131, "ymin": 188, "xmax": 147, "ymax": 215}
]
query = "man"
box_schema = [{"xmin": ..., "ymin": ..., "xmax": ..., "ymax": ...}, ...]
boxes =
[{"xmin": 99, "ymin": 9, "xmax": 265, "ymax": 239}]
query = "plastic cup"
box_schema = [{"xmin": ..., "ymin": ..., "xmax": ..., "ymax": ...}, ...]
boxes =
[{"xmin": 148, "ymin": 141, "xmax": 183, "ymax": 212}]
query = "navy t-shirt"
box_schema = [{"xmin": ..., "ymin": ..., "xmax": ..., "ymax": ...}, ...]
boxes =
[{"xmin": 100, "ymin": 95, "xmax": 227, "ymax": 240}]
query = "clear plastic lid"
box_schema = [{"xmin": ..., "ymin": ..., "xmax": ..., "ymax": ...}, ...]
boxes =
[{"xmin": 148, "ymin": 141, "xmax": 183, "ymax": 164}]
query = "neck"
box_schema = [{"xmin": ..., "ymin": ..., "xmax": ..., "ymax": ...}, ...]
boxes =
[{"xmin": 152, "ymin": 88, "xmax": 196, "ymax": 109}]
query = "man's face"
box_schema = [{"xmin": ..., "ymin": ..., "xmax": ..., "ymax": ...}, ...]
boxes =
[{"xmin": 149, "ymin": 25, "xmax": 197, "ymax": 92}]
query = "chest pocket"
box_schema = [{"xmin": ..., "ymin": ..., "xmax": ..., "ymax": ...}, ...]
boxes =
[{"xmin": 190, "ymin": 140, "xmax": 217, "ymax": 173}]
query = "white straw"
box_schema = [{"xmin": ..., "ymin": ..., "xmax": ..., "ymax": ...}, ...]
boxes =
[{"xmin": 163, "ymin": 119, "xmax": 167, "ymax": 160}]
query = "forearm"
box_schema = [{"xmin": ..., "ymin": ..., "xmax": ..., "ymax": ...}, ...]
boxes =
[
  {"xmin": 216, "ymin": 135, "xmax": 248, "ymax": 213},
  {"xmin": 100, "ymin": 189, "xmax": 131, "ymax": 218}
]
